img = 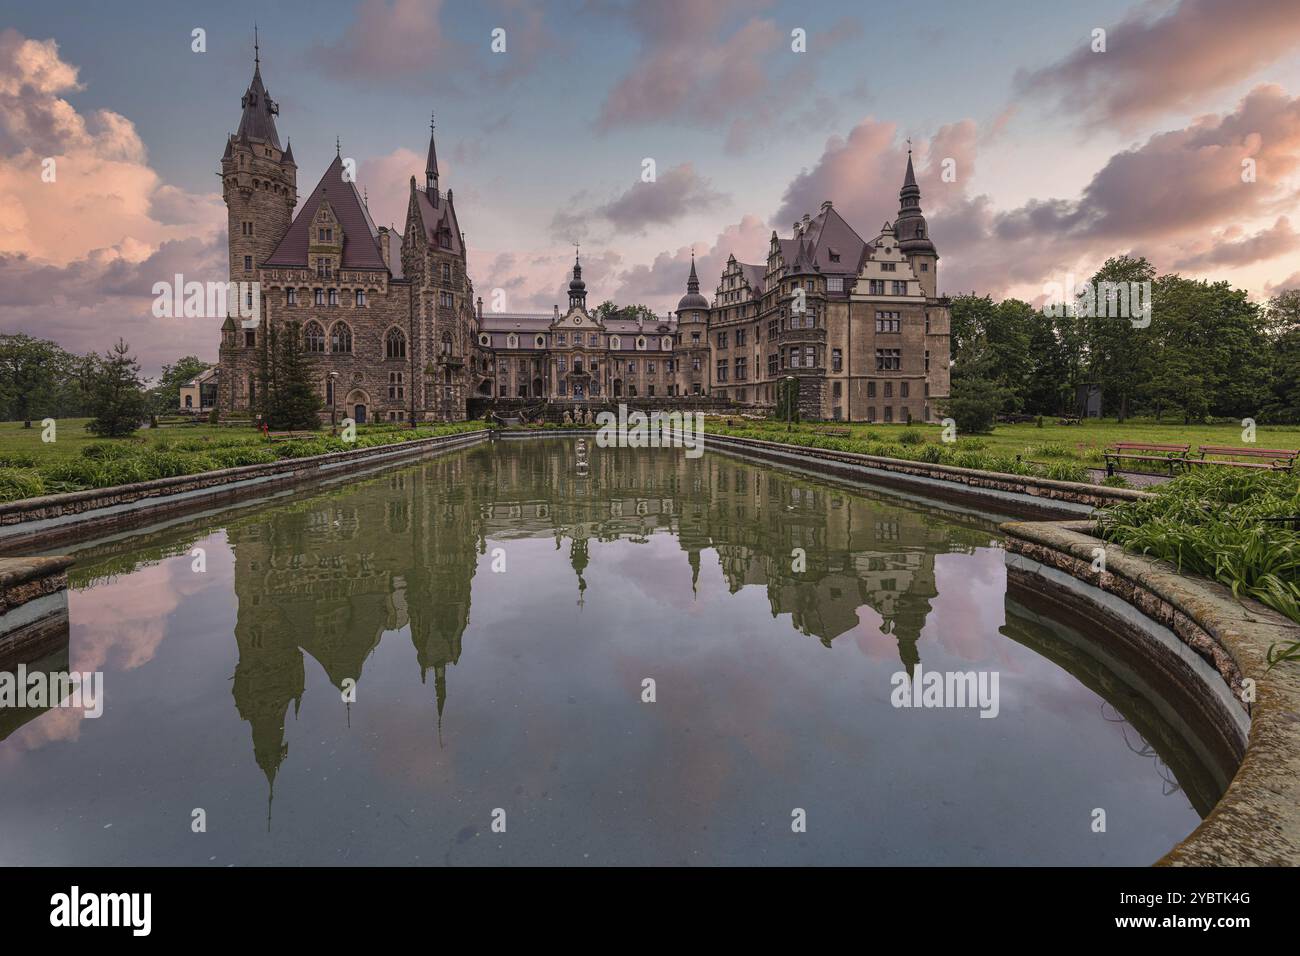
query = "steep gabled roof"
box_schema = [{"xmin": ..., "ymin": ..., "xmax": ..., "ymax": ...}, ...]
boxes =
[
  {"xmin": 263, "ymin": 155, "xmax": 387, "ymax": 270},
  {"xmin": 412, "ymin": 188, "xmax": 463, "ymax": 256}
]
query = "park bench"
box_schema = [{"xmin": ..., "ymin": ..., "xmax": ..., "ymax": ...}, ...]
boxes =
[
  {"xmin": 1103, "ymin": 441, "xmax": 1191, "ymax": 477},
  {"xmin": 1186, "ymin": 445, "xmax": 1298, "ymax": 473},
  {"xmin": 1057, "ymin": 416, "xmax": 1082, "ymax": 426},
  {"xmin": 266, "ymin": 430, "xmax": 317, "ymax": 442}
]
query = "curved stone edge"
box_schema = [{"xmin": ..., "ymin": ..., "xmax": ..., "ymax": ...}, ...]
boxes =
[
  {"xmin": 1002, "ymin": 518, "xmax": 1300, "ymax": 867},
  {"xmin": 705, "ymin": 433, "xmax": 1148, "ymax": 514}
]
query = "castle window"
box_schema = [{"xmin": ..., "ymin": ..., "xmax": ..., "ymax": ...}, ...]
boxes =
[
  {"xmin": 286, "ymin": 288, "xmax": 296, "ymax": 305},
  {"xmin": 767, "ymin": 353, "xmax": 778, "ymax": 376},
  {"xmin": 318, "ymin": 228, "xmax": 333, "ymax": 242},
  {"xmin": 331, "ymin": 322, "xmax": 353, "ymax": 353},
  {"xmin": 314, "ymin": 289, "xmax": 324, "ymax": 306},
  {"xmin": 356, "ymin": 290, "xmax": 367, "ymax": 307},
  {"xmin": 328, "ymin": 289, "xmax": 339, "ymax": 307},
  {"xmin": 869, "ymin": 280, "xmax": 885, "ymax": 295},
  {"xmin": 480, "ymin": 333, "xmax": 491, "ymax": 347},
  {"xmin": 441, "ymin": 332, "xmax": 452, "ymax": 355},
  {"xmin": 535, "ymin": 335, "xmax": 545, "ymax": 348},
  {"xmin": 636, "ymin": 337, "xmax": 647, "ymax": 350},
  {"xmin": 244, "ymin": 256, "xmax": 252, "ymax": 272},
  {"xmin": 925, "ymin": 313, "xmax": 931, "ymax": 333},
  {"xmin": 901, "ymin": 382, "xmax": 909, "ymax": 398},
  {"xmin": 388, "ymin": 371, "xmax": 405, "ymax": 400},
  {"xmin": 442, "ymin": 263, "xmax": 451, "ymax": 281},
  {"xmin": 827, "ymin": 277, "xmax": 842, "ymax": 291},
  {"xmin": 881, "ymin": 262, "xmax": 896, "ymax": 272},
  {"xmin": 876, "ymin": 312, "xmax": 901, "ymax": 333},
  {"xmin": 385, "ymin": 328, "xmax": 406, "ymax": 359},
  {"xmin": 892, "ymin": 281, "xmax": 907, "ymax": 295},
  {"xmin": 244, "ymin": 329, "xmax": 256, "ymax": 348},
  {"xmin": 832, "ymin": 348, "xmax": 842, "ymax": 372},
  {"xmin": 304, "ymin": 321, "xmax": 326, "ymax": 353},
  {"xmin": 439, "ymin": 291, "xmax": 454, "ymax": 308},
  {"xmin": 590, "ymin": 334, "xmax": 598, "ymax": 346},
  {"xmin": 558, "ymin": 333, "xmax": 566, "ymax": 345},
  {"xmin": 920, "ymin": 263, "xmax": 929, "ymax": 272},
  {"xmin": 925, "ymin": 349, "xmax": 931, "ymax": 372},
  {"xmin": 876, "ymin": 348, "xmax": 901, "ymax": 371}
]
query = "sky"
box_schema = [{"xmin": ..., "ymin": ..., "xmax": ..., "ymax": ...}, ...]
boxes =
[{"xmin": 3, "ymin": 0, "xmax": 1300, "ymax": 374}]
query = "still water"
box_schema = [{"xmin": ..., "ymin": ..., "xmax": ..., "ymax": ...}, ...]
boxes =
[{"xmin": 0, "ymin": 438, "xmax": 1216, "ymax": 865}]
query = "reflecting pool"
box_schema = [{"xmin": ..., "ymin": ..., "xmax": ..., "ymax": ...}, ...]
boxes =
[{"xmin": 0, "ymin": 438, "xmax": 1217, "ymax": 865}]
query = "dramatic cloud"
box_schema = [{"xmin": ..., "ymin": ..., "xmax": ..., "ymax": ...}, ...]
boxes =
[
  {"xmin": 1171, "ymin": 217, "xmax": 1300, "ymax": 270},
  {"xmin": 552, "ymin": 163, "xmax": 725, "ymax": 240},
  {"xmin": 1014, "ymin": 0, "xmax": 1300, "ymax": 126},
  {"xmin": 771, "ymin": 84, "xmax": 1300, "ymax": 300},
  {"xmin": 0, "ymin": 30, "xmax": 225, "ymax": 372},
  {"xmin": 359, "ymin": 146, "xmax": 426, "ymax": 232}
]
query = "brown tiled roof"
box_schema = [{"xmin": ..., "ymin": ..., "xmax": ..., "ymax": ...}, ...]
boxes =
[{"xmin": 264, "ymin": 155, "xmax": 387, "ymax": 271}]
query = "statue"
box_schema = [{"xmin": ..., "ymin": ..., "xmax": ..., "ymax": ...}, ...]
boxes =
[{"xmin": 563, "ymin": 410, "xmax": 573, "ymax": 425}]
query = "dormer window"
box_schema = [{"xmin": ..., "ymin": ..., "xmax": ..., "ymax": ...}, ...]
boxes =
[{"xmin": 318, "ymin": 227, "xmax": 333, "ymax": 242}]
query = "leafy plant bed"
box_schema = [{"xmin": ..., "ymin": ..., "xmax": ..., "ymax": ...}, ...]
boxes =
[{"xmin": 1096, "ymin": 468, "xmax": 1300, "ymax": 626}]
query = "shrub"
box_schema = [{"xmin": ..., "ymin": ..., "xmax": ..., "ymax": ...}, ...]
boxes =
[
  {"xmin": 0, "ymin": 468, "xmax": 46, "ymax": 502},
  {"xmin": 898, "ymin": 428, "xmax": 924, "ymax": 446},
  {"xmin": 0, "ymin": 452, "xmax": 38, "ymax": 468}
]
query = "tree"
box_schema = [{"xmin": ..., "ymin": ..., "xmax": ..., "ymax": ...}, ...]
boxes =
[
  {"xmin": 147, "ymin": 356, "xmax": 211, "ymax": 415},
  {"xmin": 0, "ymin": 334, "xmax": 64, "ymax": 424},
  {"xmin": 940, "ymin": 374, "xmax": 1008, "ymax": 435},
  {"xmin": 87, "ymin": 339, "xmax": 147, "ymax": 437},
  {"xmin": 257, "ymin": 322, "xmax": 321, "ymax": 430},
  {"xmin": 1081, "ymin": 255, "xmax": 1156, "ymax": 423}
]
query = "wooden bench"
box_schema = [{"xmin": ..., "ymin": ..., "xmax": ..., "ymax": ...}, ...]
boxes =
[
  {"xmin": 1186, "ymin": 445, "xmax": 1299, "ymax": 472},
  {"xmin": 1104, "ymin": 442, "xmax": 1190, "ymax": 476},
  {"xmin": 1057, "ymin": 417, "xmax": 1082, "ymax": 426}
]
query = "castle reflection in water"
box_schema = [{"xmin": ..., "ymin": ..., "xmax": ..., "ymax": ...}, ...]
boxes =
[{"xmin": 216, "ymin": 440, "xmax": 995, "ymax": 795}]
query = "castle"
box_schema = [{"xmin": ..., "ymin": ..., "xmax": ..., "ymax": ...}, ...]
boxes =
[{"xmin": 216, "ymin": 48, "xmax": 949, "ymax": 424}]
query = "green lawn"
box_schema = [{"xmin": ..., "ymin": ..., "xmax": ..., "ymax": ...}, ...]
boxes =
[{"xmin": 0, "ymin": 419, "xmax": 246, "ymax": 463}]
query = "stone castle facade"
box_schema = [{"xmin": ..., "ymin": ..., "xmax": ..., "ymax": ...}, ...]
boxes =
[{"xmin": 217, "ymin": 50, "xmax": 949, "ymax": 423}]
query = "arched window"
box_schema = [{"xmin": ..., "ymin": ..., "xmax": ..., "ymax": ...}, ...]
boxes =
[
  {"xmin": 331, "ymin": 322, "xmax": 353, "ymax": 353},
  {"xmin": 441, "ymin": 332, "xmax": 453, "ymax": 355},
  {"xmin": 304, "ymin": 321, "xmax": 326, "ymax": 353},
  {"xmin": 385, "ymin": 327, "xmax": 406, "ymax": 359}
]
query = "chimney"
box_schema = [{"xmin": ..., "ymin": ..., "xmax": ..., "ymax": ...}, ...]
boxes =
[{"xmin": 554, "ymin": 304, "xmax": 559, "ymax": 319}]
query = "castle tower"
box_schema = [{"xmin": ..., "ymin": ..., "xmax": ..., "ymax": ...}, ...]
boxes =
[
  {"xmin": 568, "ymin": 251, "xmax": 587, "ymax": 311},
  {"xmin": 675, "ymin": 253, "xmax": 711, "ymax": 396},
  {"xmin": 893, "ymin": 150, "xmax": 937, "ymax": 298},
  {"xmin": 221, "ymin": 37, "xmax": 297, "ymax": 287}
]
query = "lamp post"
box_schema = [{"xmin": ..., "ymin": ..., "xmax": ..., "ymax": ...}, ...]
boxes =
[{"xmin": 329, "ymin": 371, "xmax": 339, "ymax": 432}]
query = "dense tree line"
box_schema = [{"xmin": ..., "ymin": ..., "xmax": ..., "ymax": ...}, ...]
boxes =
[{"xmin": 947, "ymin": 256, "xmax": 1300, "ymax": 427}]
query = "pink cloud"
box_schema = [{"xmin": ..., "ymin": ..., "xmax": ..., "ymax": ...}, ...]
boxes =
[{"xmin": 1014, "ymin": 0, "xmax": 1300, "ymax": 127}]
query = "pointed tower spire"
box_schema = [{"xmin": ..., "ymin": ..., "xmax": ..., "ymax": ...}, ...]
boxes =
[
  {"xmin": 687, "ymin": 250, "xmax": 700, "ymax": 293},
  {"xmin": 235, "ymin": 33, "xmax": 280, "ymax": 148},
  {"xmin": 568, "ymin": 243, "xmax": 587, "ymax": 310},
  {"xmin": 425, "ymin": 111, "xmax": 439, "ymax": 194},
  {"xmin": 894, "ymin": 145, "xmax": 935, "ymax": 256}
]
